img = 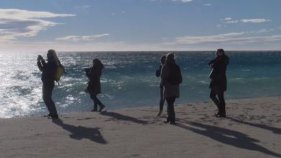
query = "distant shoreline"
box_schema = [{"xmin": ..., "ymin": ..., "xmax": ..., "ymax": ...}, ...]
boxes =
[
  {"xmin": 59, "ymin": 50, "xmax": 281, "ymax": 54},
  {"xmin": 1, "ymin": 50, "xmax": 281, "ymax": 54}
]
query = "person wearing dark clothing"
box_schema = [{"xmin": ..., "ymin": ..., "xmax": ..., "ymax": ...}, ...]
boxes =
[
  {"xmin": 161, "ymin": 53, "xmax": 182, "ymax": 124},
  {"xmin": 156, "ymin": 55, "xmax": 166, "ymax": 117},
  {"xmin": 86, "ymin": 58, "xmax": 105, "ymax": 112},
  {"xmin": 37, "ymin": 49, "xmax": 62, "ymax": 119},
  {"xmin": 209, "ymin": 49, "xmax": 229, "ymax": 117}
]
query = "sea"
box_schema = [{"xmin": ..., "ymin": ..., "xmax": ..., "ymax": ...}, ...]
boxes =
[{"xmin": 0, "ymin": 51, "xmax": 281, "ymax": 118}]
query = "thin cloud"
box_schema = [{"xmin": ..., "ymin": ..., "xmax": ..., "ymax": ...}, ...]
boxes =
[
  {"xmin": 223, "ymin": 17, "xmax": 271, "ymax": 24},
  {"xmin": 0, "ymin": 9, "xmax": 75, "ymax": 41},
  {"xmin": 0, "ymin": 9, "xmax": 74, "ymax": 19},
  {"xmin": 241, "ymin": 18, "xmax": 271, "ymax": 23},
  {"xmin": 168, "ymin": 32, "xmax": 281, "ymax": 45},
  {"xmin": 203, "ymin": 3, "xmax": 212, "ymax": 6},
  {"xmin": 173, "ymin": 32, "xmax": 245, "ymax": 44},
  {"xmin": 180, "ymin": 0, "xmax": 192, "ymax": 2},
  {"xmin": 56, "ymin": 34, "xmax": 110, "ymax": 42},
  {"xmin": 150, "ymin": 0, "xmax": 192, "ymax": 4},
  {"xmin": 249, "ymin": 28, "xmax": 275, "ymax": 34},
  {"xmin": 111, "ymin": 11, "xmax": 126, "ymax": 16},
  {"xmin": 75, "ymin": 5, "xmax": 91, "ymax": 9},
  {"xmin": 172, "ymin": 0, "xmax": 192, "ymax": 3},
  {"xmin": 223, "ymin": 17, "xmax": 240, "ymax": 24}
]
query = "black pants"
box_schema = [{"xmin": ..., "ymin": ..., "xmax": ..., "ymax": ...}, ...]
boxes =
[
  {"xmin": 159, "ymin": 86, "xmax": 165, "ymax": 112},
  {"xmin": 166, "ymin": 97, "xmax": 176, "ymax": 123},
  {"xmin": 90, "ymin": 93, "xmax": 104, "ymax": 110},
  {"xmin": 210, "ymin": 89, "xmax": 225, "ymax": 115},
  {"xmin": 43, "ymin": 82, "xmax": 57, "ymax": 116}
]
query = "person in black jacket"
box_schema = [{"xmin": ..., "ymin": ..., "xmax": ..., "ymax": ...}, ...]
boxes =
[
  {"xmin": 161, "ymin": 53, "xmax": 182, "ymax": 124},
  {"xmin": 86, "ymin": 58, "xmax": 106, "ymax": 112},
  {"xmin": 209, "ymin": 49, "xmax": 229, "ymax": 117},
  {"xmin": 37, "ymin": 49, "xmax": 62, "ymax": 119}
]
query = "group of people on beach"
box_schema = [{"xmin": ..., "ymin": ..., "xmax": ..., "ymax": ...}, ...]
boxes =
[
  {"xmin": 154, "ymin": 49, "xmax": 229, "ymax": 124},
  {"xmin": 37, "ymin": 49, "xmax": 106, "ymax": 119},
  {"xmin": 37, "ymin": 49, "xmax": 229, "ymax": 124}
]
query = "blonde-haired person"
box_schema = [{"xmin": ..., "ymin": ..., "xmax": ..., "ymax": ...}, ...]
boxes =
[
  {"xmin": 161, "ymin": 53, "xmax": 182, "ymax": 124},
  {"xmin": 37, "ymin": 49, "xmax": 63, "ymax": 119}
]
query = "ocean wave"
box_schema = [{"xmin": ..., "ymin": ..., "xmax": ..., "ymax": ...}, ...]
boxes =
[{"xmin": 1, "ymin": 51, "xmax": 281, "ymax": 118}]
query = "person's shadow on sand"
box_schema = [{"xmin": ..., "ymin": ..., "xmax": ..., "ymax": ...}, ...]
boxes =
[
  {"xmin": 176, "ymin": 122, "xmax": 281, "ymax": 158},
  {"xmin": 228, "ymin": 117, "xmax": 281, "ymax": 134},
  {"xmin": 52, "ymin": 119, "xmax": 107, "ymax": 144},
  {"xmin": 100, "ymin": 111, "xmax": 148, "ymax": 125}
]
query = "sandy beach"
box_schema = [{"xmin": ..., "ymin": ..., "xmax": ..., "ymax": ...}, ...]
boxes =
[{"xmin": 0, "ymin": 97, "xmax": 280, "ymax": 158}]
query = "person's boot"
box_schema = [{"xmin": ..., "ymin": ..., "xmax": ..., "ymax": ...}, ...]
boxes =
[
  {"xmin": 157, "ymin": 110, "xmax": 163, "ymax": 117},
  {"xmin": 99, "ymin": 105, "xmax": 105, "ymax": 112},
  {"xmin": 91, "ymin": 105, "xmax": 98, "ymax": 112}
]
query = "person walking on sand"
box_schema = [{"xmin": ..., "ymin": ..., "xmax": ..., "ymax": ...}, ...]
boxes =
[
  {"xmin": 37, "ymin": 49, "xmax": 64, "ymax": 119},
  {"xmin": 209, "ymin": 49, "xmax": 229, "ymax": 117},
  {"xmin": 156, "ymin": 55, "xmax": 166, "ymax": 116},
  {"xmin": 161, "ymin": 53, "xmax": 182, "ymax": 124},
  {"xmin": 86, "ymin": 58, "xmax": 106, "ymax": 112}
]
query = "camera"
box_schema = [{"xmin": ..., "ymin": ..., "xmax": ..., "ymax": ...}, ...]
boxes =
[
  {"xmin": 37, "ymin": 55, "xmax": 43, "ymax": 61},
  {"xmin": 84, "ymin": 68, "xmax": 91, "ymax": 78}
]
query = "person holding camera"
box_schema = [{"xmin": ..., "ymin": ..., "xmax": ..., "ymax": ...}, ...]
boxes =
[
  {"xmin": 86, "ymin": 58, "xmax": 106, "ymax": 112},
  {"xmin": 37, "ymin": 49, "xmax": 63, "ymax": 119},
  {"xmin": 156, "ymin": 55, "xmax": 166, "ymax": 117}
]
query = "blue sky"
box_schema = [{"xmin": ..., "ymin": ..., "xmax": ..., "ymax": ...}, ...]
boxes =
[{"xmin": 0, "ymin": 0, "xmax": 281, "ymax": 52}]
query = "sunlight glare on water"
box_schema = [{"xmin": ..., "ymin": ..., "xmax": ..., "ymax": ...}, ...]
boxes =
[{"xmin": 0, "ymin": 51, "xmax": 281, "ymax": 118}]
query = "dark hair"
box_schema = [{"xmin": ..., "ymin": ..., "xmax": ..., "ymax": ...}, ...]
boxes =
[
  {"xmin": 160, "ymin": 55, "xmax": 166, "ymax": 64},
  {"xmin": 47, "ymin": 49, "xmax": 61, "ymax": 65},
  {"xmin": 217, "ymin": 48, "xmax": 225, "ymax": 55},
  {"xmin": 166, "ymin": 53, "xmax": 175, "ymax": 65},
  {"xmin": 93, "ymin": 58, "xmax": 104, "ymax": 69}
]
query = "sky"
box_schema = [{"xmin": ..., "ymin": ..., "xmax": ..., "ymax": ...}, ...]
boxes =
[{"xmin": 0, "ymin": 0, "xmax": 281, "ymax": 52}]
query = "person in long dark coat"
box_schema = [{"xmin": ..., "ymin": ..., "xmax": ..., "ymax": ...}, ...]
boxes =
[
  {"xmin": 209, "ymin": 49, "xmax": 229, "ymax": 117},
  {"xmin": 161, "ymin": 53, "xmax": 182, "ymax": 124},
  {"xmin": 86, "ymin": 58, "xmax": 105, "ymax": 112}
]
